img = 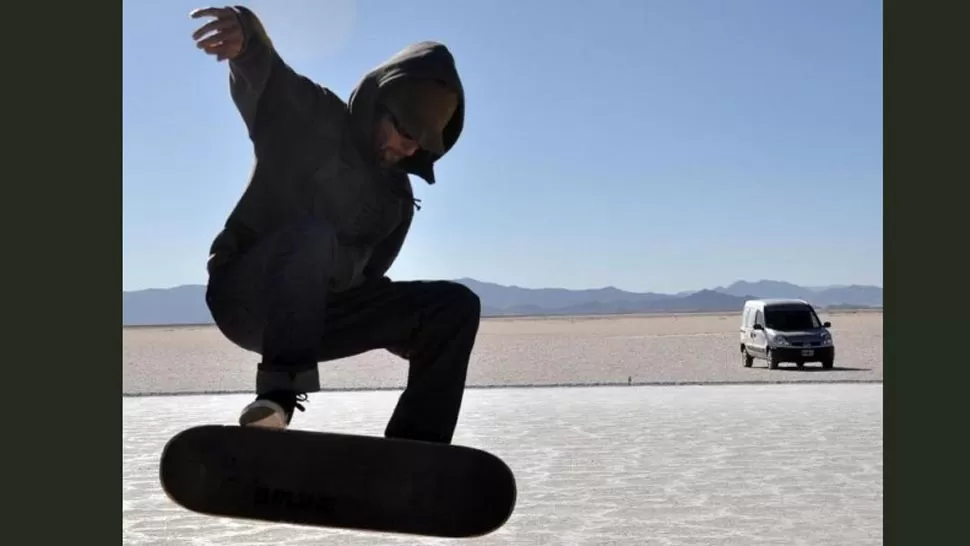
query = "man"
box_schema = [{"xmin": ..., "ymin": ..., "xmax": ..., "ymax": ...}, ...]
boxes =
[{"xmin": 189, "ymin": 6, "xmax": 481, "ymax": 445}]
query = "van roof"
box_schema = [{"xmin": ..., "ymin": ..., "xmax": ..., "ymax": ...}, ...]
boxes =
[{"xmin": 745, "ymin": 298, "xmax": 812, "ymax": 307}]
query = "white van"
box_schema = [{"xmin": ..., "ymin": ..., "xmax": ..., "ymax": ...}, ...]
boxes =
[{"xmin": 739, "ymin": 299, "xmax": 834, "ymax": 370}]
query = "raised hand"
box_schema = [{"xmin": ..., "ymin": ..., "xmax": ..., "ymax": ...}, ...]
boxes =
[{"xmin": 190, "ymin": 7, "xmax": 246, "ymax": 61}]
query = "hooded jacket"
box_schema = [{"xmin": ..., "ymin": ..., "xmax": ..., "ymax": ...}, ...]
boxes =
[{"xmin": 206, "ymin": 6, "xmax": 465, "ymax": 292}]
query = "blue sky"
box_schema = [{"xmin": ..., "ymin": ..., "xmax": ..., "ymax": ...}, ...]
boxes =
[{"xmin": 123, "ymin": 0, "xmax": 882, "ymax": 293}]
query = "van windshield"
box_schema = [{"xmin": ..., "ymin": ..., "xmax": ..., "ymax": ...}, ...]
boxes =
[{"xmin": 764, "ymin": 306, "xmax": 821, "ymax": 331}]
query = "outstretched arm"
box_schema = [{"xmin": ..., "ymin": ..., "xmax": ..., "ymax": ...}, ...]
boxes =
[{"xmin": 190, "ymin": 6, "xmax": 343, "ymax": 140}]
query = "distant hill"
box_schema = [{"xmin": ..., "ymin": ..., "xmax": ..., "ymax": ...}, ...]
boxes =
[
  {"xmin": 122, "ymin": 278, "xmax": 882, "ymax": 326},
  {"xmin": 713, "ymin": 280, "xmax": 884, "ymax": 308},
  {"xmin": 122, "ymin": 285, "xmax": 214, "ymax": 326}
]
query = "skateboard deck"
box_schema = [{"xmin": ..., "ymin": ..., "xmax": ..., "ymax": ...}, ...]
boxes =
[{"xmin": 159, "ymin": 425, "xmax": 517, "ymax": 538}]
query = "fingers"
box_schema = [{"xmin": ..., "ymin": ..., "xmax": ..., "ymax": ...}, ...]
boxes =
[
  {"xmin": 191, "ymin": 17, "xmax": 237, "ymax": 42},
  {"xmin": 190, "ymin": 7, "xmax": 243, "ymax": 60},
  {"xmin": 189, "ymin": 7, "xmax": 234, "ymax": 20},
  {"xmin": 210, "ymin": 42, "xmax": 243, "ymax": 61},
  {"xmin": 196, "ymin": 26, "xmax": 243, "ymax": 50},
  {"xmin": 199, "ymin": 41, "xmax": 236, "ymax": 61}
]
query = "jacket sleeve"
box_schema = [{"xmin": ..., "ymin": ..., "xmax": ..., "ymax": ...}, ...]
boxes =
[{"xmin": 226, "ymin": 6, "xmax": 344, "ymax": 140}]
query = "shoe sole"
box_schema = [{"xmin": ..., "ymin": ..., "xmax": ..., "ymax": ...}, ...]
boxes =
[{"xmin": 239, "ymin": 402, "xmax": 288, "ymax": 429}]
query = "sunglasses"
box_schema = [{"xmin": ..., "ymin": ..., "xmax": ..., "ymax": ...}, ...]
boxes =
[{"xmin": 378, "ymin": 106, "xmax": 416, "ymax": 143}]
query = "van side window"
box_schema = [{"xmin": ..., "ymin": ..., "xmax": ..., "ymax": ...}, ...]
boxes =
[{"xmin": 754, "ymin": 310, "xmax": 764, "ymax": 327}]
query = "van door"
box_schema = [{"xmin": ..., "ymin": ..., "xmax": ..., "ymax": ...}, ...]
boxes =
[
  {"xmin": 740, "ymin": 307, "xmax": 751, "ymax": 338},
  {"xmin": 749, "ymin": 309, "xmax": 768, "ymax": 356}
]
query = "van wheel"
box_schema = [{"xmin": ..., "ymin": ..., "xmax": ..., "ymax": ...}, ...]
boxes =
[
  {"xmin": 796, "ymin": 361, "xmax": 804, "ymax": 368},
  {"xmin": 767, "ymin": 350, "xmax": 780, "ymax": 370},
  {"xmin": 741, "ymin": 347, "xmax": 753, "ymax": 368},
  {"xmin": 821, "ymin": 358, "xmax": 834, "ymax": 370}
]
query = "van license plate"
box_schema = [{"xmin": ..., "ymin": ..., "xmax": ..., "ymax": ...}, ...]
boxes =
[{"xmin": 801, "ymin": 349, "xmax": 814, "ymax": 357}]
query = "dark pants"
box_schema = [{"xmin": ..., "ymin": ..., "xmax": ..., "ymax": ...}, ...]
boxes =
[{"xmin": 205, "ymin": 218, "xmax": 481, "ymax": 444}]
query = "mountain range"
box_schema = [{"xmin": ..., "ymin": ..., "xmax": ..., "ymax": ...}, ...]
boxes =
[{"xmin": 122, "ymin": 278, "xmax": 882, "ymax": 326}]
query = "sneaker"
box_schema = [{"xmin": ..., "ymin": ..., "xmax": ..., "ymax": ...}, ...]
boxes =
[{"xmin": 238, "ymin": 391, "xmax": 308, "ymax": 429}]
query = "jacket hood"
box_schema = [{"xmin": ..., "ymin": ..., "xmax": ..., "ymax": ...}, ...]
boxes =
[{"xmin": 347, "ymin": 41, "xmax": 465, "ymax": 185}]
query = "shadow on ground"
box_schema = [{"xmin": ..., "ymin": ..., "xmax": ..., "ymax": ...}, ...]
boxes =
[{"xmin": 769, "ymin": 366, "xmax": 871, "ymax": 372}]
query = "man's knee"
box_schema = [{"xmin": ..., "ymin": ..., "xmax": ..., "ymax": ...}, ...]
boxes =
[
  {"xmin": 432, "ymin": 281, "xmax": 481, "ymax": 319},
  {"xmin": 384, "ymin": 282, "xmax": 479, "ymax": 360}
]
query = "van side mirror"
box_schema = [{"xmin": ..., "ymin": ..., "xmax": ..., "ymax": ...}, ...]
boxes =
[
  {"xmin": 823, "ymin": 321, "xmax": 831, "ymax": 328},
  {"xmin": 752, "ymin": 324, "xmax": 764, "ymax": 331}
]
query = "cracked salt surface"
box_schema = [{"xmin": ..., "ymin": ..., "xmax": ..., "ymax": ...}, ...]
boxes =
[{"xmin": 123, "ymin": 383, "xmax": 881, "ymax": 545}]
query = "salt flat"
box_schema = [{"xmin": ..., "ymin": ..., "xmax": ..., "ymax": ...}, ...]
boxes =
[
  {"xmin": 123, "ymin": 383, "xmax": 882, "ymax": 545},
  {"xmin": 123, "ymin": 312, "xmax": 882, "ymax": 544},
  {"xmin": 123, "ymin": 311, "xmax": 882, "ymax": 395}
]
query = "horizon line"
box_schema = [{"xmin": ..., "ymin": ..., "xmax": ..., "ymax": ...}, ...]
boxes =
[
  {"xmin": 123, "ymin": 379, "xmax": 884, "ymax": 398},
  {"xmin": 122, "ymin": 277, "xmax": 885, "ymax": 294}
]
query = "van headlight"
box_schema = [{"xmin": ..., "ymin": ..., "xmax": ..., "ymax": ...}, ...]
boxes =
[
  {"xmin": 820, "ymin": 332, "xmax": 832, "ymax": 345},
  {"xmin": 772, "ymin": 335, "xmax": 790, "ymax": 346}
]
